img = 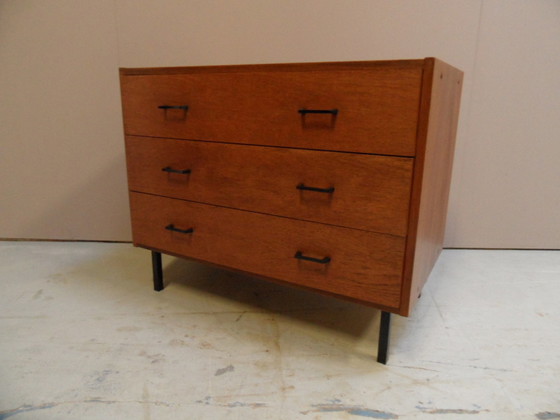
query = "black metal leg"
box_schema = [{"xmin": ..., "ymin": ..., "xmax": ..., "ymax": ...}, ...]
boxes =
[
  {"xmin": 377, "ymin": 311, "xmax": 391, "ymax": 364},
  {"xmin": 151, "ymin": 251, "xmax": 164, "ymax": 291}
]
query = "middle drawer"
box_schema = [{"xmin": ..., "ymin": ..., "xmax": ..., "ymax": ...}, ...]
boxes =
[{"xmin": 125, "ymin": 136, "xmax": 413, "ymax": 236}]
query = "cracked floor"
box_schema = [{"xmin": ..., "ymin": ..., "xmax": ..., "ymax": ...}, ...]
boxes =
[{"xmin": 0, "ymin": 242, "xmax": 559, "ymax": 419}]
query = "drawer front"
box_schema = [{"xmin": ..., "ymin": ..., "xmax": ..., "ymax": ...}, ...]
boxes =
[
  {"xmin": 130, "ymin": 192, "xmax": 404, "ymax": 309},
  {"xmin": 126, "ymin": 136, "xmax": 413, "ymax": 236},
  {"xmin": 120, "ymin": 67, "xmax": 422, "ymax": 156}
]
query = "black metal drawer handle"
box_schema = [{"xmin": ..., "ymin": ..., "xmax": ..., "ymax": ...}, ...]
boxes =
[
  {"xmin": 298, "ymin": 108, "xmax": 338, "ymax": 115},
  {"xmin": 162, "ymin": 166, "xmax": 191, "ymax": 175},
  {"xmin": 165, "ymin": 224, "xmax": 194, "ymax": 234},
  {"xmin": 296, "ymin": 183, "xmax": 335, "ymax": 194},
  {"xmin": 158, "ymin": 105, "xmax": 189, "ymax": 111},
  {"xmin": 295, "ymin": 251, "xmax": 331, "ymax": 264}
]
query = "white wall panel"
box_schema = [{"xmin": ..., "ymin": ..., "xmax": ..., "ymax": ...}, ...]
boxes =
[
  {"xmin": 0, "ymin": 0, "xmax": 129, "ymax": 240},
  {"xmin": 448, "ymin": 0, "xmax": 560, "ymax": 248},
  {"xmin": 1, "ymin": 0, "xmax": 558, "ymax": 248}
]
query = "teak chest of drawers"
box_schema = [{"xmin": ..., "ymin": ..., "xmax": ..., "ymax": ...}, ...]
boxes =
[{"xmin": 120, "ymin": 58, "xmax": 463, "ymax": 363}]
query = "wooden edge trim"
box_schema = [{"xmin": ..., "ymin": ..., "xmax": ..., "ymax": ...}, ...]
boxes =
[
  {"xmin": 119, "ymin": 59, "xmax": 425, "ymax": 76},
  {"xmin": 398, "ymin": 57, "xmax": 436, "ymax": 317}
]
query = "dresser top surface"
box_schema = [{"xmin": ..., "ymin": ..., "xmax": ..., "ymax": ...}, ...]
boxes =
[{"xmin": 119, "ymin": 58, "xmax": 430, "ymax": 76}]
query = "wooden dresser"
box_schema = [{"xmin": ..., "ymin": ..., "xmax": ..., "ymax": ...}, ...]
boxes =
[{"xmin": 120, "ymin": 58, "xmax": 463, "ymax": 363}]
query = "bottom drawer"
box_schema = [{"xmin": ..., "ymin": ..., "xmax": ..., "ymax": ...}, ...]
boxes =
[{"xmin": 130, "ymin": 192, "xmax": 405, "ymax": 309}]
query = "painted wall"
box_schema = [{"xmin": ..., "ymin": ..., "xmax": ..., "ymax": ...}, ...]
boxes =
[{"xmin": 1, "ymin": 0, "xmax": 559, "ymax": 248}]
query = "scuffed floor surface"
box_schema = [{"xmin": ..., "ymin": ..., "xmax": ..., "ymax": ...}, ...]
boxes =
[{"xmin": 0, "ymin": 242, "xmax": 559, "ymax": 420}]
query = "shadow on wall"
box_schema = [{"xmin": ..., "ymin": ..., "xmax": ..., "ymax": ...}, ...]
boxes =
[{"xmin": 21, "ymin": 154, "xmax": 131, "ymax": 241}]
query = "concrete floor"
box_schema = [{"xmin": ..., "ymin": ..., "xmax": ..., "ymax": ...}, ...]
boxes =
[{"xmin": 0, "ymin": 242, "xmax": 558, "ymax": 420}]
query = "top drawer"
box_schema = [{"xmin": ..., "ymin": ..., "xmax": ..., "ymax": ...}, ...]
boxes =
[{"xmin": 120, "ymin": 63, "xmax": 422, "ymax": 156}]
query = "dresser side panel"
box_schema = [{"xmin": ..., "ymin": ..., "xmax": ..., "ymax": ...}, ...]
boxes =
[
  {"xmin": 401, "ymin": 58, "xmax": 463, "ymax": 316},
  {"xmin": 120, "ymin": 71, "xmax": 139, "ymax": 241}
]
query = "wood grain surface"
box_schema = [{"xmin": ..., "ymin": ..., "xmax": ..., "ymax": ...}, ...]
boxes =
[
  {"xmin": 130, "ymin": 192, "xmax": 405, "ymax": 309},
  {"xmin": 125, "ymin": 136, "xmax": 413, "ymax": 236},
  {"xmin": 120, "ymin": 58, "xmax": 464, "ymax": 317},
  {"xmin": 120, "ymin": 64, "xmax": 422, "ymax": 156}
]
